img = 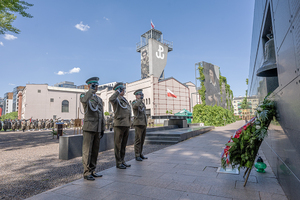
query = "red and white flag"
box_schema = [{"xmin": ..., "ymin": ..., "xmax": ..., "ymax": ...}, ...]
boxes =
[
  {"xmin": 151, "ymin": 20, "xmax": 155, "ymax": 29},
  {"xmin": 167, "ymin": 88, "xmax": 177, "ymax": 98}
]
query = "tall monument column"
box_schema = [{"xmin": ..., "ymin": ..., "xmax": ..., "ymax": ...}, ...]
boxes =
[{"xmin": 136, "ymin": 28, "xmax": 173, "ymax": 80}]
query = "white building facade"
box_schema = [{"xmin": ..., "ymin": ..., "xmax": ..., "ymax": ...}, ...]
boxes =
[{"xmin": 20, "ymin": 75, "xmax": 196, "ymax": 120}]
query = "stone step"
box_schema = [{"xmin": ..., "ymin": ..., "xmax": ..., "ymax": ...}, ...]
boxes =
[
  {"xmin": 146, "ymin": 133, "xmax": 181, "ymax": 137},
  {"xmin": 145, "ymin": 136, "xmax": 180, "ymax": 141},
  {"xmin": 144, "ymin": 139, "xmax": 179, "ymax": 145}
]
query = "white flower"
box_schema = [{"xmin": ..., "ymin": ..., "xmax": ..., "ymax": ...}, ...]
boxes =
[
  {"xmin": 256, "ymin": 125, "xmax": 261, "ymax": 130},
  {"xmin": 257, "ymin": 107, "xmax": 263, "ymax": 112}
]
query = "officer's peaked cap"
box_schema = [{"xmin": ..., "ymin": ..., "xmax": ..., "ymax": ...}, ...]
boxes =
[
  {"xmin": 113, "ymin": 82, "xmax": 125, "ymax": 91},
  {"xmin": 134, "ymin": 89, "xmax": 143, "ymax": 95},
  {"xmin": 86, "ymin": 77, "xmax": 99, "ymax": 85}
]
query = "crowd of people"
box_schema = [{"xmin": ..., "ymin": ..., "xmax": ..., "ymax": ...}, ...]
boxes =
[{"xmin": 0, "ymin": 119, "xmax": 75, "ymax": 132}]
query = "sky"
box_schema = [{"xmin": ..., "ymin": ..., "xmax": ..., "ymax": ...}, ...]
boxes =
[{"xmin": 0, "ymin": 0, "xmax": 255, "ymax": 98}]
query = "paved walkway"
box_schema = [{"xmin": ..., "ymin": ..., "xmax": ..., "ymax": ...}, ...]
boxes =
[{"xmin": 27, "ymin": 121, "xmax": 287, "ymax": 200}]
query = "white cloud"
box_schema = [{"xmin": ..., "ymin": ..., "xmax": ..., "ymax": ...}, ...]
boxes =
[
  {"xmin": 75, "ymin": 22, "xmax": 90, "ymax": 31},
  {"xmin": 9, "ymin": 83, "xmax": 16, "ymax": 86},
  {"xmin": 69, "ymin": 67, "xmax": 80, "ymax": 74},
  {"xmin": 56, "ymin": 71, "xmax": 66, "ymax": 75},
  {"xmin": 55, "ymin": 67, "xmax": 81, "ymax": 75},
  {"xmin": 103, "ymin": 17, "xmax": 109, "ymax": 21},
  {"xmin": 4, "ymin": 34, "xmax": 17, "ymax": 40},
  {"xmin": 0, "ymin": 42, "xmax": 3, "ymax": 46}
]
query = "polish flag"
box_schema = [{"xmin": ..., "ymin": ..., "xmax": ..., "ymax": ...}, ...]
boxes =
[
  {"xmin": 167, "ymin": 88, "xmax": 177, "ymax": 98},
  {"xmin": 151, "ymin": 21, "xmax": 155, "ymax": 29}
]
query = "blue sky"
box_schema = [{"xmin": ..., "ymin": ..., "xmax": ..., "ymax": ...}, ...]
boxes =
[{"xmin": 0, "ymin": 0, "xmax": 255, "ymax": 98}]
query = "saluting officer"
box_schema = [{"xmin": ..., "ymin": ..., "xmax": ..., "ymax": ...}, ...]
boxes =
[
  {"xmin": 109, "ymin": 82, "xmax": 132, "ymax": 169},
  {"xmin": 132, "ymin": 89, "xmax": 148, "ymax": 161},
  {"xmin": 80, "ymin": 77, "xmax": 105, "ymax": 181}
]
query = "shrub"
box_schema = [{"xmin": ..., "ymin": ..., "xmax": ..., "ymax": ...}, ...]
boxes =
[{"xmin": 193, "ymin": 104, "xmax": 235, "ymax": 126}]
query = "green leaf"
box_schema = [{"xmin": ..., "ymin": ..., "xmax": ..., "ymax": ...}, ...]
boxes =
[
  {"xmin": 232, "ymin": 138, "xmax": 239, "ymax": 143},
  {"xmin": 226, "ymin": 142, "xmax": 235, "ymax": 146}
]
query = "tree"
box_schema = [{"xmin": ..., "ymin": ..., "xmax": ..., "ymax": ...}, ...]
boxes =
[
  {"xmin": 241, "ymin": 78, "xmax": 250, "ymax": 109},
  {"xmin": 0, "ymin": 111, "xmax": 18, "ymax": 121},
  {"xmin": 0, "ymin": 0, "xmax": 33, "ymax": 35}
]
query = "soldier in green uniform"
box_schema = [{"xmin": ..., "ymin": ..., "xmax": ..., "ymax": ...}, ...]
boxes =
[
  {"xmin": 132, "ymin": 89, "xmax": 148, "ymax": 161},
  {"xmin": 3, "ymin": 120, "xmax": 8, "ymax": 131},
  {"xmin": 109, "ymin": 82, "xmax": 132, "ymax": 169},
  {"xmin": 80, "ymin": 77, "xmax": 105, "ymax": 181}
]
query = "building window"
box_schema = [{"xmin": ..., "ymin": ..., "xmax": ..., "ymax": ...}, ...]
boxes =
[
  {"xmin": 148, "ymin": 98, "xmax": 150, "ymax": 104},
  {"xmin": 38, "ymin": 90, "xmax": 41, "ymax": 93},
  {"xmin": 146, "ymin": 99, "xmax": 148, "ymax": 104},
  {"xmin": 50, "ymin": 98, "xmax": 54, "ymax": 102},
  {"xmin": 61, "ymin": 100, "xmax": 69, "ymax": 112}
]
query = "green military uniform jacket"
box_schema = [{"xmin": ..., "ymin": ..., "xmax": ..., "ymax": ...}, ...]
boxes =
[
  {"xmin": 132, "ymin": 99, "xmax": 147, "ymax": 126},
  {"xmin": 109, "ymin": 91, "xmax": 131, "ymax": 127},
  {"xmin": 80, "ymin": 89, "xmax": 105, "ymax": 133}
]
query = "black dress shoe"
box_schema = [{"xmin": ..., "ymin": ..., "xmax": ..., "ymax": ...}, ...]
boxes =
[
  {"xmin": 140, "ymin": 155, "xmax": 148, "ymax": 159},
  {"xmin": 92, "ymin": 172, "xmax": 103, "ymax": 177},
  {"xmin": 84, "ymin": 175, "xmax": 95, "ymax": 181},
  {"xmin": 116, "ymin": 163, "xmax": 126, "ymax": 169},
  {"xmin": 136, "ymin": 156, "xmax": 143, "ymax": 161},
  {"xmin": 123, "ymin": 162, "xmax": 131, "ymax": 167}
]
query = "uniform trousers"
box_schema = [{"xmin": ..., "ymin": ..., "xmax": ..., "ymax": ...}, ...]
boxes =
[
  {"xmin": 114, "ymin": 126, "xmax": 130, "ymax": 165},
  {"xmin": 134, "ymin": 125, "xmax": 147, "ymax": 157},
  {"xmin": 82, "ymin": 131, "xmax": 100, "ymax": 176}
]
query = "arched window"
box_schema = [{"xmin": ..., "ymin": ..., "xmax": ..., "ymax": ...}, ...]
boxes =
[
  {"xmin": 62, "ymin": 100, "xmax": 69, "ymax": 112},
  {"xmin": 146, "ymin": 99, "xmax": 148, "ymax": 104},
  {"xmin": 148, "ymin": 98, "xmax": 150, "ymax": 104}
]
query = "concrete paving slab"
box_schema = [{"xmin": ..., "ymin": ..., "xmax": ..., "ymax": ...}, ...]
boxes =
[
  {"xmin": 166, "ymin": 181, "xmax": 211, "ymax": 194},
  {"xmin": 208, "ymin": 186, "xmax": 260, "ymax": 200},
  {"xmin": 136, "ymin": 185, "xmax": 185, "ymax": 200},
  {"xmin": 235, "ymin": 177, "xmax": 286, "ymax": 195},
  {"xmin": 179, "ymin": 192, "xmax": 232, "ymax": 200},
  {"xmin": 26, "ymin": 121, "xmax": 288, "ymax": 200},
  {"xmin": 259, "ymin": 191, "xmax": 288, "ymax": 200},
  {"xmin": 103, "ymin": 192, "xmax": 155, "ymax": 200}
]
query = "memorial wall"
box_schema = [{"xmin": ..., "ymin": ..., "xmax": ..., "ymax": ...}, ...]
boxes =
[
  {"xmin": 197, "ymin": 61, "xmax": 233, "ymax": 110},
  {"xmin": 248, "ymin": 1, "xmax": 300, "ymax": 199}
]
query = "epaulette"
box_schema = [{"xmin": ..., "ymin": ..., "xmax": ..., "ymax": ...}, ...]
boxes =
[
  {"xmin": 132, "ymin": 100, "xmax": 137, "ymax": 104},
  {"xmin": 80, "ymin": 93, "xmax": 85, "ymax": 98}
]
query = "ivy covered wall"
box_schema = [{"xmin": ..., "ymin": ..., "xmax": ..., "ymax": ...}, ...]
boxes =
[{"xmin": 194, "ymin": 61, "xmax": 235, "ymax": 126}]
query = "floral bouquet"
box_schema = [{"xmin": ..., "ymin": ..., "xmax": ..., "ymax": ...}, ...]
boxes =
[{"xmin": 221, "ymin": 95, "xmax": 276, "ymax": 170}]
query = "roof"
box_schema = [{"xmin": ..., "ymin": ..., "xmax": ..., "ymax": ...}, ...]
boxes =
[
  {"xmin": 174, "ymin": 109, "xmax": 192, "ymax": 116},
  {"xmin": 159, "ymin": 77, "xmax": 188, "ymax": 88}
]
